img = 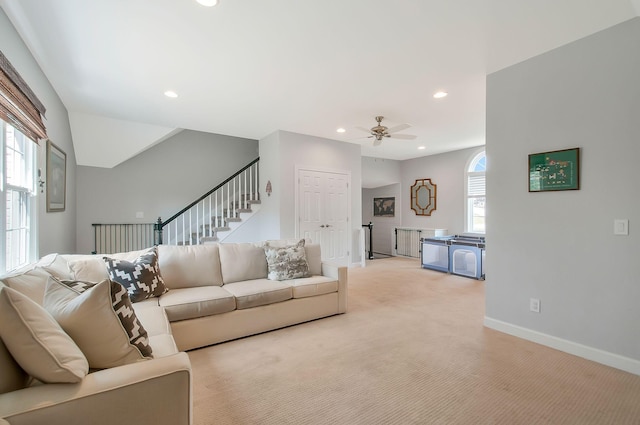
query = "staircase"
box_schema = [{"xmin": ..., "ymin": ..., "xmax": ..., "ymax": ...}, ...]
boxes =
[{"xmin": 156, "ymin": 158, "xmax": 260, "ymax": 245}]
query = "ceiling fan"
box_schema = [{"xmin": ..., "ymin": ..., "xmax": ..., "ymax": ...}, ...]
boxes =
[{"xmin": 356, "ymin": 116, "xmax": 417, "ymax": 146}]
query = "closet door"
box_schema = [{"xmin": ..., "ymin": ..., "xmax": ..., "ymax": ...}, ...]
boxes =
[{"xmin": 298, "ymin": 169, "xmax": 350, "ymax": 266}]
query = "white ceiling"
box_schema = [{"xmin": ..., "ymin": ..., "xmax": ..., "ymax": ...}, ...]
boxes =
[{"xmin": 2, "ymin": 0, "xmax": 638, "ymax": 168}]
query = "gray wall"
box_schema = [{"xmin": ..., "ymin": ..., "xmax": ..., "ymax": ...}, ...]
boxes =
[
  {"xmin": 361, "ymin": 146, "xmax": 484, "ymax": 254},
  {"xmin": 400, "ymin": 146, "xmax": 483, "ymax": 235},
  {"xmin": 76, "ymin": 130, "xmax": 258, "ymax": 253},
  {"xmin": 486, "ymin": 17, "xmax": 640, "ymax": 373},
  {"xmin": 1, "ymin": 8, "xmax": 77, "ymax": 257},
  {"xmin": 362, "ymin": 183, "xmax": 402, "ymax": 256},
  {"xmin": 259, "ymin": 130, "xmax": 362, "ymax": 265},
  {"xmin": 362, "ymin": 156, "xmax": 402, "ymax": 189}
]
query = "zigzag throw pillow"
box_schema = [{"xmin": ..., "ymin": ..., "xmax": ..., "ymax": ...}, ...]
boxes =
[{"xmin": 103, "ymin": 246, "xmax": 168, "ymax": 302}]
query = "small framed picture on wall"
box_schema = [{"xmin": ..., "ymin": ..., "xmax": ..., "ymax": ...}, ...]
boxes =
[
  {"xmin": 46, "ymin": 140, "xmax": 66, "ymax": 212},
  {"xmin": 373, "ymin": 197, "xmax": 395, "ymax": 217}
]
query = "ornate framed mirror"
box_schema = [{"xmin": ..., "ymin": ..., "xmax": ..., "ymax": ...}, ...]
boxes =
[{"xmin": 410, "ymin": 178, "xmax": 436, "ymax": 216}]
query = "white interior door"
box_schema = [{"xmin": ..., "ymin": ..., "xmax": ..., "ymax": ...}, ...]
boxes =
[{"xmin": 298, "ymin": 169, "xmax": 350, "ymax": 266}]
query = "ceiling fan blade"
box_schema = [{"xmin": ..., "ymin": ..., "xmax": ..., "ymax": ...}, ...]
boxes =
[
  {"xmin": 356, "ymin": 126, "xmax": 373, "ymax": 134},
  {"xmin": 386, "ymin": 123, "xmax": 411, "ymax": 134},
  {"xmin": 390, "ymin": 134, "xmax": 417, "ymax": 140},
  {"xmin": 347, "ymin": 134, "xmax": 374, "ymax": 141}
]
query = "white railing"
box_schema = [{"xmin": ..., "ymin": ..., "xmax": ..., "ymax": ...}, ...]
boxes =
[
  {"xmin": 157, "ymin": 159, "xmax": 259, "ymax": 245},
  {"xmin": 395, "ymin": 227, "xmax": 423, "ymax": 258}
]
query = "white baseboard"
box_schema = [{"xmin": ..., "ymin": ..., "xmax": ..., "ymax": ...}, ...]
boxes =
[{"xmin": 484, "ymin": 317, "xmax": 640, "ymax": 376}]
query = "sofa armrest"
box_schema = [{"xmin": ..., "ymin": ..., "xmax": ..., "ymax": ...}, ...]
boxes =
[
  {"xmin": 0, "ymin": 352, "xmax": 191, "ymax": 425},
  {"xmin": 321, "ymin": 262, "xmax": 348, "ymax": 313}
]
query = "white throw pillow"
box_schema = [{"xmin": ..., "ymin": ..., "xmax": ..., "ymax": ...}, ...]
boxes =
[
  {"xmin": 44, "ymin": 277, "xmax": 153, "ymax": 369},
  {"xmin": 0, "ymin": 286, "xmax": 88, "ymax": 383}
]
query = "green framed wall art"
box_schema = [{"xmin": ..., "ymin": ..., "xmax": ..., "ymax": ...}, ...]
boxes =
[{"xmin": 528, "ymin": 148, "xmax": 580, "ymax": 192}]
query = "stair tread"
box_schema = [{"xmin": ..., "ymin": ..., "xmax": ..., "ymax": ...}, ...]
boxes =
[{"xmin": 212, "ymin": 226, "xmax": 231, "ymax": 232}]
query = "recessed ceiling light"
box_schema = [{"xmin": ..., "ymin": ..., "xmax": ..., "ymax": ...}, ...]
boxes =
[
  {"xmin": 418, "ymin": 146, "xmax": 426, "ymax": 150},
  {"xmin": 164, "ymin": 90, "xmax": 178, "ymax": 98},
  {"xmin": 433, "ymin": 91, "xmax": 448, "ymax": 99},
  {"xmin": 196, "ymin": 0, "xmax": 218, "ymax": 6},
  {"xmin": 336, "ymin": 128, "xmax": 346, "ymax": 133}
]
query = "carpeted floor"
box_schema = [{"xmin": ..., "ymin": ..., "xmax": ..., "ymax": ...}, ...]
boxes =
[{"xmin": 188, "ymin": 257, "xmax": 640, "ymax": 424}]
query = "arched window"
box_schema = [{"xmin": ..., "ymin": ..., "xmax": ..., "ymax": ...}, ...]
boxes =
[{"xmin": 466, "ymin": 150, "xmax": 486, "ymax": 233}]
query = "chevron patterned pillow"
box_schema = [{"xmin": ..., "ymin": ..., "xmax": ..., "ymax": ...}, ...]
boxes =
[
  {"xmin": 103, "ymin": 247, "xmax": 168, "ymax": 303},
  {"xmin": 43, "ymin": 277, "xmax": 153, "ymax": 369}
]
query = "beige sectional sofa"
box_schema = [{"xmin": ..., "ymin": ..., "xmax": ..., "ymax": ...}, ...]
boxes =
[{"xmin": 0, "ymin": 240, "xmax": 347, "ymax": 425}]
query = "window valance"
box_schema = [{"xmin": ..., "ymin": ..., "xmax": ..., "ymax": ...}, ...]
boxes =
[{"xmin": 0, "ymin": 50, "xmax": 47, "ymax": 142}]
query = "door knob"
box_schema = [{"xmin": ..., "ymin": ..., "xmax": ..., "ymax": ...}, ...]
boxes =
[{"xmin": 320, "ymin": 225, "xmax": 326, "ymax": 228}]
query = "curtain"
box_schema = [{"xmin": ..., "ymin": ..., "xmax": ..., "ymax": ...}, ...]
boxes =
[{"xmin": 0, "ymin": 50, "xmax": 47, "ymax": 143}]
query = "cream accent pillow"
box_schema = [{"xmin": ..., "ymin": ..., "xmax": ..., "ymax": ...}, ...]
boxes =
[
  {"xmin": 44, "ymin": 278, "xmax": 153, "ymax": 369},
  {"xmin": 68, "ymin": 249, "xmax": 152, "ymax": 282},
  {"xmin": 263, "ymin": 239, "xmax": 310, "ymax": 281},
  {"xmin": 68, "ymin": 257, "xmax": 109, "ymax": 282},
  {"xmin": 36, "ymin": 253, "xmax": 73, "ymax": 280},
  {"xmin": 0, "ymin": 266, "xmax": 50, "ymax": 305},
  {"xmin": 0, "ymin": 287, "xmax": 88, "ymax": 383}
]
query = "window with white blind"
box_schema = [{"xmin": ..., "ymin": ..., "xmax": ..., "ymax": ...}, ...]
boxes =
[
  {"xmin": 466, "ymin": 151, "xmax": 486, "ymax": 233},
  {"xmin": 1, "ymin": 121, "xmax": 37, "ymax": 273}
]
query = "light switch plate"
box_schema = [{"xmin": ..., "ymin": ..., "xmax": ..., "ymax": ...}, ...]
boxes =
[{"xmin": 614, "ymin": 219, "xmax": 629, "ymax": 235}]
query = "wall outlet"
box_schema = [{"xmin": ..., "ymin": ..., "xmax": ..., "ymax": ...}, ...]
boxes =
[
  {"xmin": 614, "ymin": 219, "xmax": 629, "ymax": 235},
  {"xmin": 530, "ymin": 298, "xmax": 541, "ymax": 313}
]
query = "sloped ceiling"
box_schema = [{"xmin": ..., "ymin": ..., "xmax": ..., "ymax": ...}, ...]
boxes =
[{"xmin": 1, "ymin": 0, "xmax": 638, "ymax": 168}]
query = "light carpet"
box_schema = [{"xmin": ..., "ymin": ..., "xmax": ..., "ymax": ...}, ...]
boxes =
[{"xmin": 189, "ymin": 257, "xmax": 640, "ymax": 424}]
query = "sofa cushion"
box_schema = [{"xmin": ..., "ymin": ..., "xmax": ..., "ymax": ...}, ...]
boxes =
[
  {"xmin": 66, "ymin": 248, "xmax": 153, "ymax": 282},
  {"xmin": 133, "ymin": 303, "xmax": 171, "ymax": 337},
  {"xmin": 0, "ymin": 286, "xmax": 89, "ymax": 383},
  {"xmin": 159, "ymin": 286, "xmax": 236, "ymax": 321},
  {"xmin": 104, "ymin": 247, "xmax": 169, "ymax": 302},
  {"xmin": 291, "ymin": 276, "xmax": 339, "ymax": 299},
  {"xmin": 36, "ymin": 253, "xmax": 74, "ymax": 280},
  {"xmin": 223, "ymin": 279, "xmax": 292, "ymax": 309},
  {"xmin": 43, "ymin": 278, "xmax": 153, "ymax": 369},
  {"xmin": 148, "ymin": 334, "xmax": 179, "ymax": 358},
  {"xmin": 158, "ymin": 244, "xmax": 223, "ymax": 288},
  {"xmin": 0, "ymin": 280, "xmax": 29, "ymax": 394},
  {"xmin": 68, "ymin": 258, "xmax": 107, "ymax": 282},
  {"xmin": 0, "ymin": 265, "xmax": 50, "ymax": 305},
  {"xmin": 0, "ymin": 335, "xmax": 29, "ymax": 394},
  {"xmin": 304, "ymin": 243, "xmax": 322, "ymax": 276},
  {"xmin": 219, "ymin": 243, "xmax": 268, "ymax": 284},
  {"xmin": 263, "ymin": 239, "xmax": 309, "ymax": 281}
]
